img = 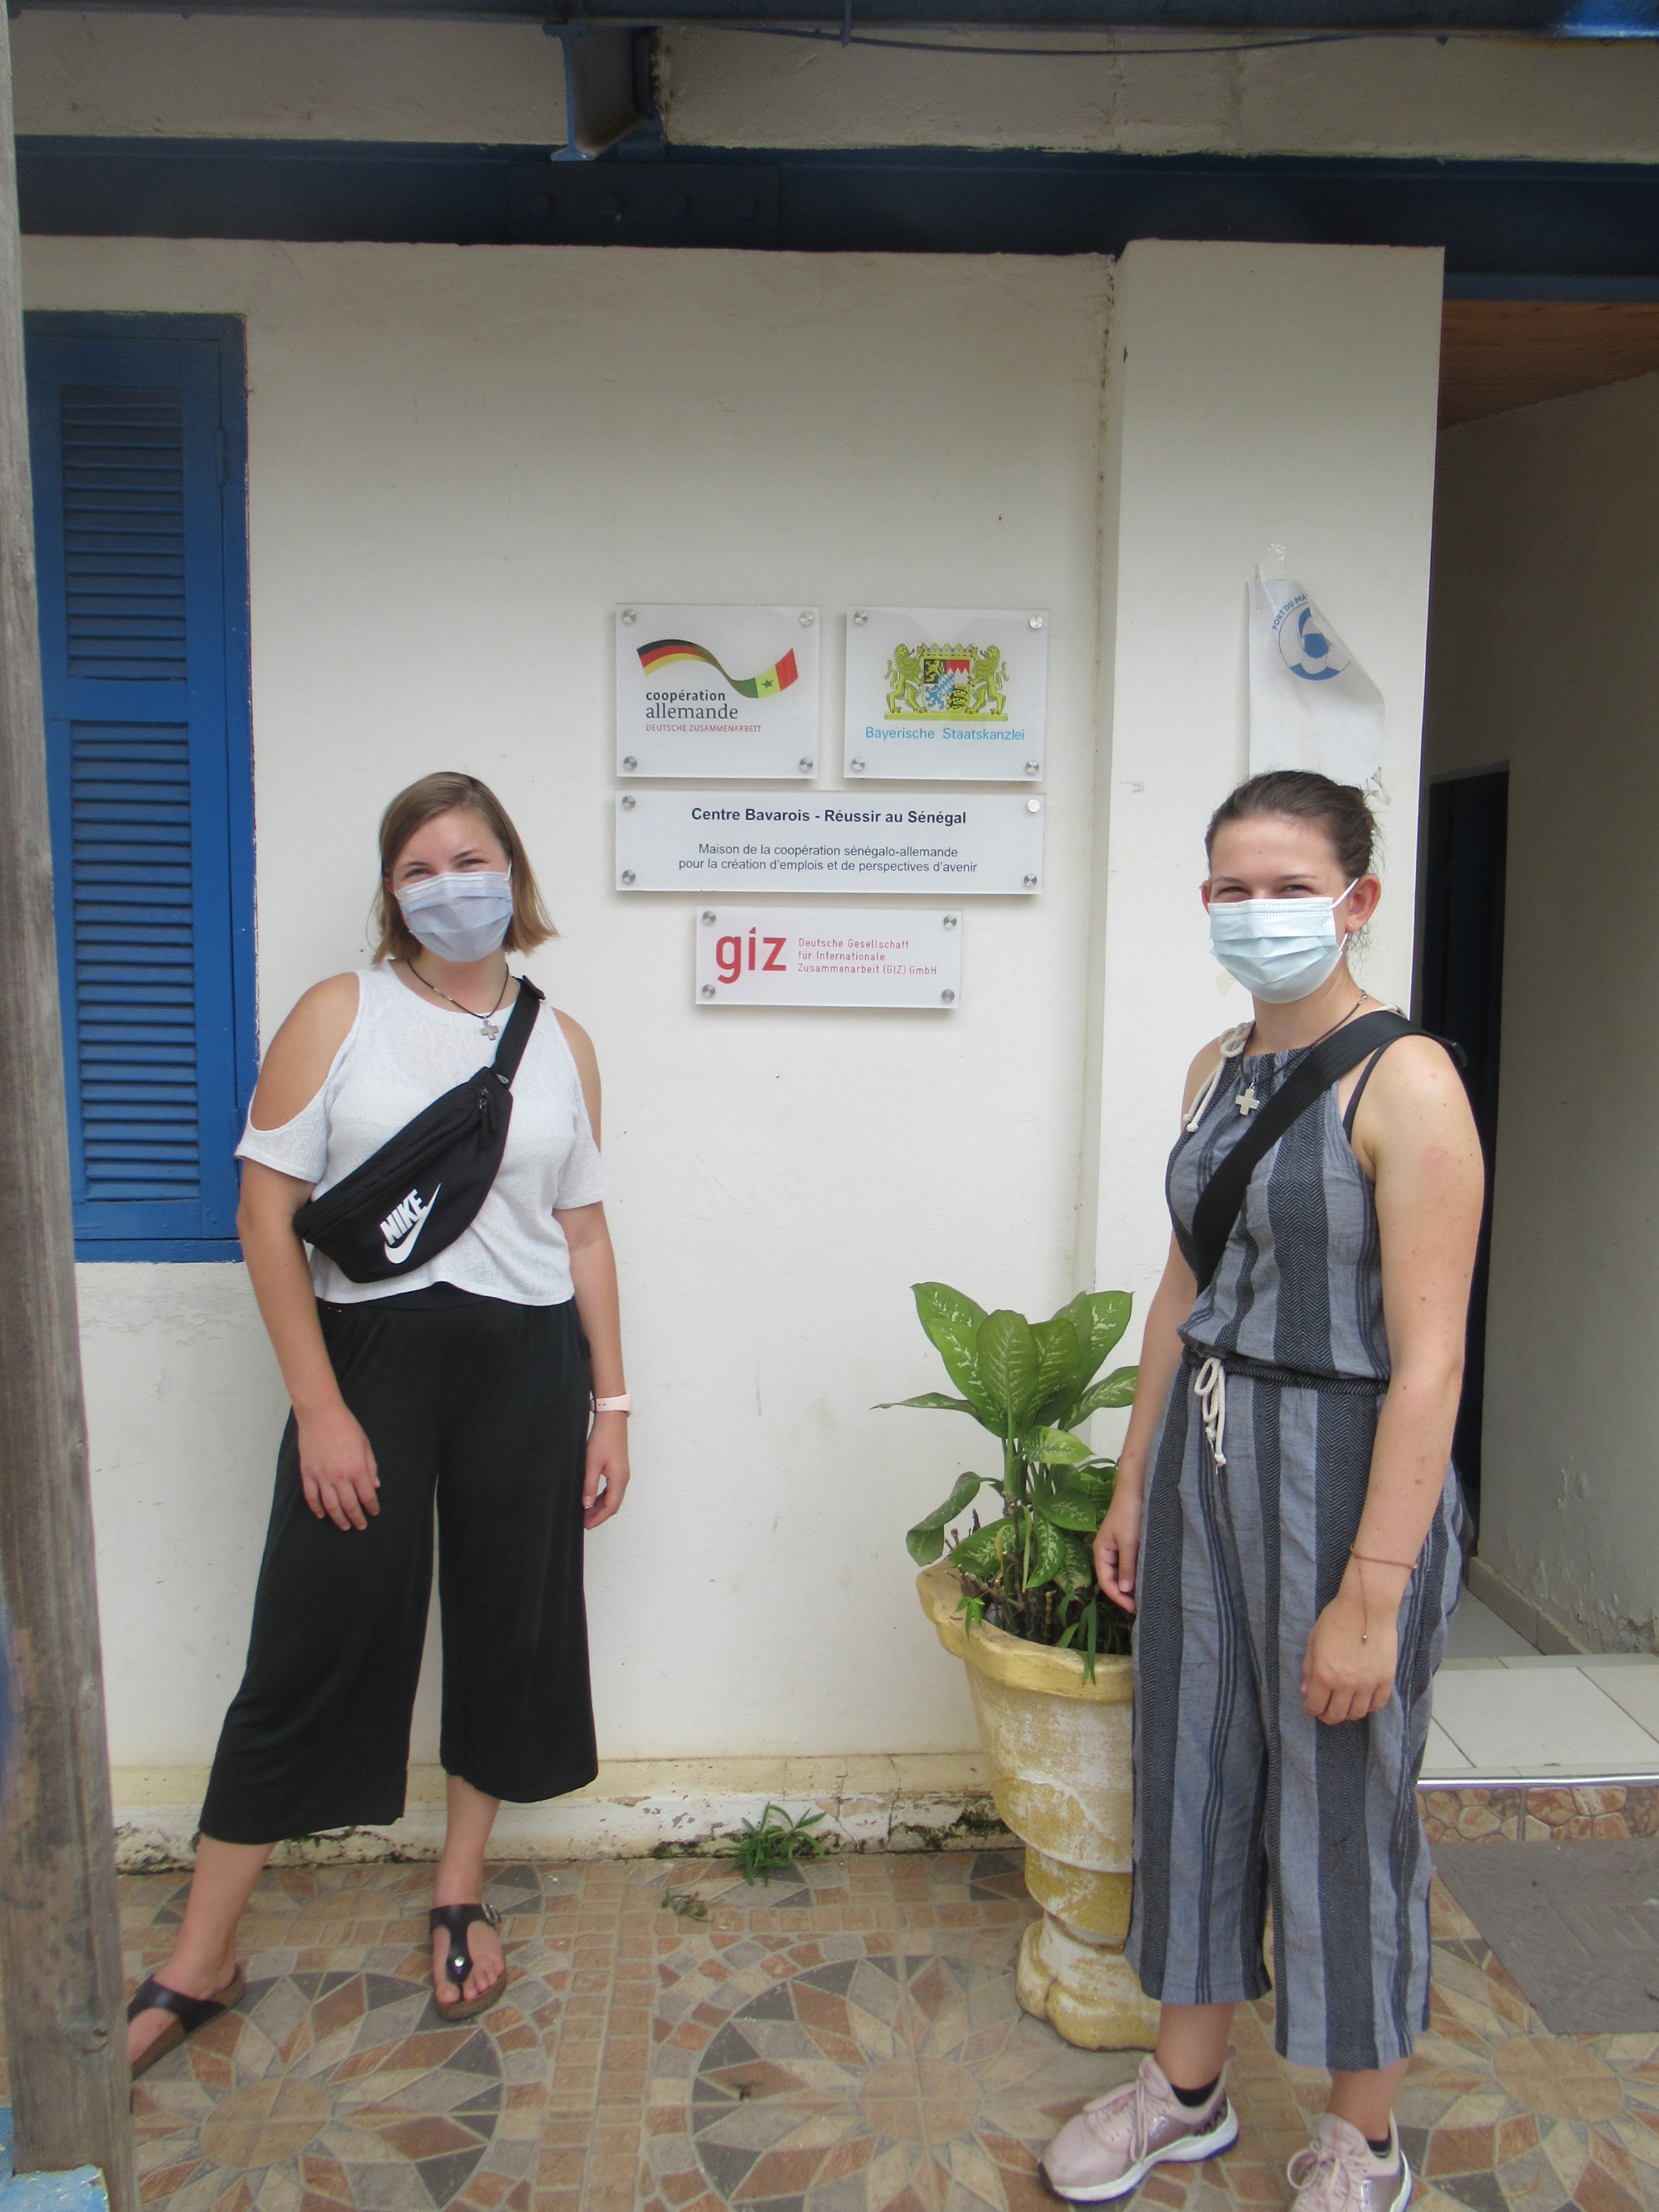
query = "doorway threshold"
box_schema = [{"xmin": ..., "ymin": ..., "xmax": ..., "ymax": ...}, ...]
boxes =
[{"xmin": 1427, "ymin": 1651, "xmax": 1659, "ymax": 1783}]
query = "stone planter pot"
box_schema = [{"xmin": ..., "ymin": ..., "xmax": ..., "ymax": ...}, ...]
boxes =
[{"xmin": 917, "ymin": 1561, "xmax": 1160, "ymax": 2051}]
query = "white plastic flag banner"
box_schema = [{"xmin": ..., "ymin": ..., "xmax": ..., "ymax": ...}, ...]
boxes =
[{"xmin": 1248, "ymin": 579, "xmax": 1384, "ymax": 792}]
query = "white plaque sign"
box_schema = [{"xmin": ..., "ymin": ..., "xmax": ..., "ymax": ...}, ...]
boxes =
[
  {"xmin": 695, "ymin": 907, "xmax": 962, "ymax": 1009},
  {"xmin": 844, "ymin": 606, "xmax": 1049, "ymax": 782},
  {"xmin": 615, "ymin": 790, "xmax": 1044, "ymax": 896},
  {"xmin": 616, "ymin": 603, "xmax": 820, "ymax": 780}
]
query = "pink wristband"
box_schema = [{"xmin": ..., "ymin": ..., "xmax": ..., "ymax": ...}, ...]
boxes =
[{"xmin": 593, "ymin": 1393, "xmax": 631, "ymax": 1415}]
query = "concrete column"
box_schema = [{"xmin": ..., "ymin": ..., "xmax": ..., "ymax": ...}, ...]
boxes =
[{"xmin": 1077, "ymin": 238, "xmax": 1445, "ymax": 1345}]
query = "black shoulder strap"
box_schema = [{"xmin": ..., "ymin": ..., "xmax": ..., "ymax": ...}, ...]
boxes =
[
  {"xmin": 488, "ymin": 977, "xmax": 542, "ymax": 1086},
  {"xmin": 1189, "ymin": 1009, "xmax": 1418, "ymax": 1293}
]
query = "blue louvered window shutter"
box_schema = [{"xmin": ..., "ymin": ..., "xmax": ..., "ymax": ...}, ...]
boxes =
[{"xmin": 27, "ymin": 317, "xmax": 255, "ymax": 1258}]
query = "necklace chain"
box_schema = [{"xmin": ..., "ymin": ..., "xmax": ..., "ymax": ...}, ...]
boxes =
[
  {"xmin": 1234, "ymin": 994, "xmax": 1370, "ymax": 1117},
  {"xmin": 407, "ymin": 960, "xmax": 510, "ymax": 1033},
  {"xmin": 1243, "ymin": 991, "xmax": 1370, "ymax": 1062}
]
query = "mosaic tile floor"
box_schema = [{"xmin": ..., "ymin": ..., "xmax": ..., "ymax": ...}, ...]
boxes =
[{"xmin": 111, "ymin": 1850, "xmax": 1659, "ymax": 2212}]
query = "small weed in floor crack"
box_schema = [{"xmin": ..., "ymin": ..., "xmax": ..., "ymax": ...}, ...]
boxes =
[{"xmin": 728, "ymin": 1803, "xmax": 829, "ymax": 1885}]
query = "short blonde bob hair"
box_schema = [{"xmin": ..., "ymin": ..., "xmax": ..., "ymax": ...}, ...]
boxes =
[{"xmin": 371, "ymin": 771, "xmax": 557, "ymax": 965}]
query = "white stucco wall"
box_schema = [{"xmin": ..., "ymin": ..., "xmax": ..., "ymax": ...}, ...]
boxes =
[
  {"xmin": 31, "ymin": 238, "xmax": 1112, "ymax": 1770},
  {"xmin": 1425, "ymin": 376, "xmax": 1659, "ymax": 1653},
  {"xmin": 29, "ymin": 235, "xmax": 1447, "ymax": 1791}
]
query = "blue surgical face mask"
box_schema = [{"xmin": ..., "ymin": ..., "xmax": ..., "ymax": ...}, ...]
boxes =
[
  {"xmin": 397, "ymin": 869, "xmax": 513, "ymax": 964},
  {"xmin": 1207, "ymin": 881, "xmax": 1358, "ymax": 1005}
]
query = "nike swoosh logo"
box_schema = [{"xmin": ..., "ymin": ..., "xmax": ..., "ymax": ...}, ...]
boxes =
[{"xmin": 383, "ymin": 1185, "xmax": 440, "ymax": 1264}]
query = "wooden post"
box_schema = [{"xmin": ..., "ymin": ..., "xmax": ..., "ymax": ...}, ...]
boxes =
[{"xmin": 0, "ymin": 17, "xmax": 137, "ymax": 2205}]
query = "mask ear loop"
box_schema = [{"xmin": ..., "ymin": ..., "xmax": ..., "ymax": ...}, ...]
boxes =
[{"xmin": 1333, "ymin": 878, "xmax": 1362, "ymax": 963}]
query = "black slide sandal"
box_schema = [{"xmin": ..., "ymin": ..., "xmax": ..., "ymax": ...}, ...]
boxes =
[
  {"xmin": 429, "ymin": 1903, "xmax": 507, "ymax": 2021},
  {"xmin": 127, "ymin": 1966, "xmax": 247, "ymax": 2078}
]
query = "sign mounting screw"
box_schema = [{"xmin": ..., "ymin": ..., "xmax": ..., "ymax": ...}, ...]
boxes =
[
  {"xmin": 620, "ymin": 869, "xmax": 636, "ymax": 885},
  {"xmin": 852, "ymin": 610, "xmax": 868, "ymax": 626},
  {"xmin": 620, "ymin": 795, "xmax": 636, "ymax": 810},
  {"xmin": 1023, "ymin": 873, "xmax": 1039, "ymax": 888},
  {"xmin": 942, "ymin": 913, "xmax": 958, "ymax": 929},
  {"xmin": 941, "ymin": 989, "xmax": 956, "ymax": 1003},
  {"xmin": 799, "ymin": 758, "xmax": 814, "ymax": 772},
  {"xmin": 700, "ymin": 984, "xmax": 716, "ymax": 998},
  {"xmin": 620, "ymin": 608, "xmax": 637, "ymax": 625},
  {"xmin": 799, "ymin": 610, "xmax": 815, "ymax": 627},
  {"xmin": 849, "ymin": 758, "xmax": 865, "ymax": 772},
  {"xmin": 1029, "ymin": 615, "xmax": 1044, "ymax": 630},
  {"xmin": 702, "ymin": 910, "xmax": 717, "ymax": 924},
  {"xmin": 622, "ymin": 756, "xmax": 638, "ymax": 771},
  {"xmin": 1024, "ymin": 761, "xmax": 1040, "ymax": 775},
  {"xmin": 1026, "ymin": 798, "xmax": 1041, "ymax": 814}
]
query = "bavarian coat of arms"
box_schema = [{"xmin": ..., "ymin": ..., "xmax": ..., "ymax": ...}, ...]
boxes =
[{"xmin": 884, "ymin": 641, "xmax": 1010, "ymax": 721}]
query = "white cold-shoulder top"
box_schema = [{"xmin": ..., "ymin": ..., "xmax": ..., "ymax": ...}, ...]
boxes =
[{"xmin": 236, "ymin": 968, "xmax": 606, "ymax": 1307}]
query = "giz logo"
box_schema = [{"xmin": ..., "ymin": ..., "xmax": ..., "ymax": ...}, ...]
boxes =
[{"xmin": 716, "ymin": 926, "xmax": 787, "ymax": 986}]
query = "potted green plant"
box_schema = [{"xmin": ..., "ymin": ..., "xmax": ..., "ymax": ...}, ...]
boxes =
[{"xmin": 886, "ymin": 1282, "xmax": 1159, "ymax": 2051}]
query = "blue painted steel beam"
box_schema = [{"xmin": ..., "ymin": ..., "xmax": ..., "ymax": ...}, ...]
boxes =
[
  {"xmin": 8, "ymin": 0, "xmax": 1659, "ymax": 32},
  {"xmin": 18, "ymin": 139, "xmax": 1659, "ymax": 281}
]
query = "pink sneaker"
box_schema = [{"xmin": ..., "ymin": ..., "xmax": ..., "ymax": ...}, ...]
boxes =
[
  {"xmin": 1039, "ymin": 2054, "xmax": 1238, "ymax": 2203},
  {"xmin": 1287, "ymin": 2115, "xmax": 1412, "ymax": 2212}
]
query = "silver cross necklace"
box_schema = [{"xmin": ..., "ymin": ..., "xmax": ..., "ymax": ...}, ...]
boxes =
[{"xmin": 1234, "ymin": 994, "xmax": 1369, "ymax": 1117}]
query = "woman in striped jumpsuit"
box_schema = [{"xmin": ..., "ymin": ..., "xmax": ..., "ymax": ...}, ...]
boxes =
[{"xmin": 1043, "ymin": 771, "xmax": 1482, "ymax": 2212}]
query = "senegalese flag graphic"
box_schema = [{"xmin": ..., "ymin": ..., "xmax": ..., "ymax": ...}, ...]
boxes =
[{"xmin": 637, "ymin": 639, "xmax": 800, "ymax": 699}]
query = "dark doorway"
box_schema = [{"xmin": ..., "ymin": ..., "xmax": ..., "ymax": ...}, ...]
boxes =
[{"xmin": 1418, "ymin": 766, "xmax": 1509, "ymax": 1534}]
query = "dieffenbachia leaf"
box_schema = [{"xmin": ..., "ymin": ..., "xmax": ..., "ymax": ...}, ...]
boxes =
[
  {"xmin": 1043, "ymin": 1485, "xmax": 1106, "ymax": 1534},
  {"xmin": 1064, "ymin": 1463, "xmax": 1117, "ymax": 1511},
  {"xmin": 912, "ymin": 1284, "xmax": 999, "ymax": 1425},
  {"xmin": 904, "ymin": 1472, "xmax": 989, "ymax": 1565},
  {"xmin": 950, "ymin": 1517, "xmax": 1014, "ymax": 1576},
  {"xmin": 1023, "ymin": 1425, "xmax": 1094, "ymax": 1466},
  {"xmin": 1058, "ymin": 1533, "xmax": 1096, "ymax": 1589},
  {"xmin": 977, "ymin": 1310, "xmax": 1040, "ymax": 1429},
  {"xmin": 875, "ymin": 1393, "xmax": 978, "ymax": 1415},
  {"xmin": 1023, "ymin": 1512, "xmax": 1068, "ymax": 1590},
  {"xmin": 1061, "ymin": 1291, "xmax": 1133, "ymax": 1382},
  {"xmin": 1067, "ymin": 1367, "xmax": 1140, "ymax": 1423},
  {"xmin": 1035, "ymin": 1309, "xmax": 1083, "ymax": 1398}
]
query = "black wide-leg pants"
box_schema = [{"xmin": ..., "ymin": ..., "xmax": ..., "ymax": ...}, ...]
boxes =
[{"xmin": 201, "ymin": 1286, "xmax": 596, "ymax": 1845}]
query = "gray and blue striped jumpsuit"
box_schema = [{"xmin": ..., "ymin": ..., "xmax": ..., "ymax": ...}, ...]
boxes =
[{"xmin": 1124, "ymin": 1033, "xmax": 1464, "ymax": 2073}]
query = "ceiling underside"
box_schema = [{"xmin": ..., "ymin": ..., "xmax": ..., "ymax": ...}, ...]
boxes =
[{"xmin": 1440, "ymin": 300, "xmax": 1659, "ymax": 426}]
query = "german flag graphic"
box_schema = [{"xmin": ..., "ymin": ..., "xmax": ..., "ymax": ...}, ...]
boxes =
[{"xmin": 637, "ymin": 639, "xmax": 800, "ymax": 699}]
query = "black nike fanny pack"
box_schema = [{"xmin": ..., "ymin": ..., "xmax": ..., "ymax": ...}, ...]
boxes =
[{"xmin": 289, "ymin": 978, "xmax": 542, "ymax": 1285}]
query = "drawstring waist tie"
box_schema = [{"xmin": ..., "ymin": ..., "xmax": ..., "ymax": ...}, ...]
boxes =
[
  {"xmin": 1182, "ymin": 1344, "xmax": 1386, "ymax": 1467},
  {"xmin": 1194, "ymin": 1354, "xmax": 1229, "ymax": 1466}
]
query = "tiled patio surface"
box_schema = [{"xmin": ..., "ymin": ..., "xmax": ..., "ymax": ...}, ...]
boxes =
[{"xmin": 117, "ymin": 1849, "xmax": 1659, "ymax": 2212}]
